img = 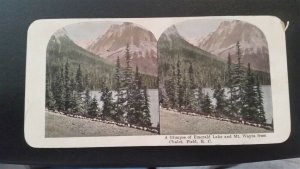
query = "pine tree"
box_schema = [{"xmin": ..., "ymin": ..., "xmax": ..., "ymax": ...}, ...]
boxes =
[
  {"xmin": 71, "ymin": 91, "xmax": 84, "ymax": 114},
  {"xmin": 255, "ymin": 76, "xmax": 266, "ymax": 123},
  {"xmin": 127, "ymin": 66, "xmax": 144, "ymax": 126},
  {"xmin": 70, "ymin": 73, "xmax": 76, "ymax": 93},
  {"xmin": 76, "ymin": 64, "xmax": 84, "ymax": 92},
  {"xmin": 165, "ymin": 65, "xmax": 177, "ymax": 108},
  {"xmin": 241, "ymin": 63, "xmax": 258, "ymax": 121},
  {"xmin": 88, "ymin": 97, "xmax": 99, "ymax": 117},
  {"xmin": 135, "ymin": 66, "xmax": 142, "ymax": 90},
  {"xmin": 230, "ymin": 41, "xmax": 245, "ymax": 117},
  {"xmin": 69, "ymin": 74, "xmax": 83, "ymax": 113},
  {"xmin": 226, "ymin": 53, "xmax": 233, "ymax": 87},
  {"xmin": 46, "ymin": 77, "xmax": 55, "ymax": 110},
  {"xmin": 84, "ymin": 74, "xmax": 89, "ymax": 90},
  {"xmin": 226, "ymin": 53, "xmax": 235, "ymax": 116},
  {"xmin": 84, "ymin": 89, "xmax": 91, "ymax": 115},
  {"xmin": 100, "ymin": 86, "xmax": 114, "ymax": 120},
  {"xmin": 141, "ymin": 86, "xmax": 152, "ymax": 127},
  {"xmin": 52, "ymin": 67, "xmax": 65, "ymax": 111},
  {"xmin": 176, "ymin": 57, "xmax": 184, "ymax": 111},
  {"xmin": 123, "ymin": 44, "xmax": 133, "ymax": 92},
  {"xmin": 201, "ymin": 93, "xmax": 212, "ymax": 114},
  {"xmin": 187, "ymin": 62, "xmax": 197, "ymax": 111},
  {"xmin": 197, "ymin": 86, "xmax": 204, "ymax": 113},
  {"xmin": 188, "ymin": 62, "xmax": 196, "ymax": 89},
  {"xmin": 182, "ymin": 70, "xmax": 189, "ymax": 108},
  {"xmin": 64, "ymin": 61, "xmax": 72, "ymax": 112},
  {"xmin": 213, "ymin": 84, "xmax": 227, "ymax": 116},
  {"xmin": 122, "ymin": 44, "xmax": 134, "ymax": 117},
  {"xmin": 113, "ymin": 56, "xmax": 125, "ymax": 122}
]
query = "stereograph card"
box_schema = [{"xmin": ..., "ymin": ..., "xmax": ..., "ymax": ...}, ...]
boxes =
[{"xmin": 24, "ymin": 16, "xmax": 290, "ymax": 148}]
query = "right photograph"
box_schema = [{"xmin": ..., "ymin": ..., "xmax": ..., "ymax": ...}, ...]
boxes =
[{"xmin": 158, "ymin": 19, "xmax": 273, "ymax": 135}]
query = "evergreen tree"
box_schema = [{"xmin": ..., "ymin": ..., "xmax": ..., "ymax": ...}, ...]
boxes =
[
  {"xmin": 127, "ymin": 66, "xmax": 144, "ymax": 126},
  {"xmin": 182, "ymin": 70, "xmax": 189, "ymax": 108},
  {"xmin": 114, "ymin": 56, "xmax": 125, "ymax": 122},
  {"xmin": 230, "ymin": 41, "xmax": 245, "ymax": 117},
  {"xmin": 122, "ymin": 44, "xmax": 134, "ymax": 116},
  {"xmin": 213, "ymin": 84, "xmax": 227, "ymax": 117},
  {"xmin": 75, "ymin": 64, "xmax": 84, "ymax": 92},
  {"xmin": 187, "ymin": 63, "xmax": 197, "ymax": 111},
  {"xmin": 123, "ymin": 44, "xmax": 133, "ymax": 92},
  {"xmin": 84, "ymin": 89, "xmax": 91, "ymax": 115},
  {"xmin": 88, "ymin": 97, "xmax": 99, "ymax": 117},
  {"xmin": 226, "ymin": 53, "xmax": 233, "ymax": 87},
  {"xmin": 52, "ymin": 67, "xmax": 65, "ymax": 111},
  {"xmin": 70, "ymin": 73, "xmax": 76, "ymax": 92},
  {"xmin": 165, "ymin": 65, "xmax": 177, "ymax": 108},
  {"xmin": 176, "ymin": 57, "xmax": 184, "ymax": 110},
  {"xmin": 64, "ymin": 60, "xmax": 70, "ymax": 87},
  {"xmin": 100, "ymin": 86, "xmax": 114, "ymax": 120},
  {"xmin": 46, "ymin": 77, "xmax": 55, "ymax": 110},
  {"xmin": 84, "ymin": 74, "xmax": 89, "ymax": 90},
  {"xmin": 64, "ymin": 61, "xmax": 72, "ymax": 112},
  {"xmin": 71, "ymin": 91, "xmax": 84, "ymax": 114},
  {"xmin": 201, "ymin": 93, "xmax": 212, "ymax": 114},
  {"xmin": 197, "ymin": 86, "xmax": 204, "ymax": 113},
  {"xmin": 255, "ymin": 76, "xmax": 266, "ymax": 123},
  {"xmin": 135, "ymin": 66, "xmax": 142, "ymax": 90},
  {"xmin": 226, "ymin": 53, "xmax": 235, "ymax": 116},
  {"xmin": 241, "ymin": 63, "xmax": 258, "ymax": 121},
  {"xmin": 188, "ymin": 62, "xmax": 196, "ymax": 89},
  {"xmin": 141, "ymin": 86, "xmax": 152, "ymax": 127},
  {"xmin": 69, "ymin": 74, "xmax": 83, "ymax": 113}
]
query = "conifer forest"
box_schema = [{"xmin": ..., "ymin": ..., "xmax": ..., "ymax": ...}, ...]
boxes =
[
  {"xmin": 160, "ymin": 41, "xmax": 271, "ymax": 127},
  {"xmin": 46, "ymin": 41, "xmax": 158, "ymax": 134}
]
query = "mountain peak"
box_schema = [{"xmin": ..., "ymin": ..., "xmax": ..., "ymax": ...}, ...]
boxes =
[
  {"xmin": 196, "ymin": 20, "xmax": 269, "ymax": 72},
  {"xmin": 166, "ymin": 25, "xmax": 179, "ymax": 35},
  {"xmin": 54, "ymin": 28, "xmax": 68, "ymax": 38},
  {"xmin": 86, "ymin": 23, "xmax": 157, "ymax": 75}
]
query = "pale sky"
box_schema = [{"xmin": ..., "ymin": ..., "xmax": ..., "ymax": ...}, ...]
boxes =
[
  {"xmin": 64, "ymin": 21, "xmax": 122, "ymax": 47},
  {"xmin": 176, "ymin": 19, "xmax": 232, "ymax": 39},
  {"xmin": 63, "ymin": 19, "xmax": 233, "ymax": 47}
]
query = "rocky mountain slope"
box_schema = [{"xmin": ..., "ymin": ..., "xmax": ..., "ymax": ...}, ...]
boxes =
[
  {"xmin": 187, "ymin": 20, "xmax": 270, "ymax": 72},
  {"xmin": 87, "ymin": 22, "xmax": 158, "ymax": 76}
]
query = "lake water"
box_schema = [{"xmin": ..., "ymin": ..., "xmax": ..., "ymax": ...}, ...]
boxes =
[
  {"xmin": 90, "ymin": 89, "xmax": 159, "ymax": 127},
  {"xmin": 203, "ymin": 85, "xmax": 273, "ymax": 124}
]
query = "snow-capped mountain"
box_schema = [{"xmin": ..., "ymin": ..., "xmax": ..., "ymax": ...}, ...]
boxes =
[
  {"xmin": 194, "ymin": 20, "xmax": 270, "ymax": 72},
  {"xmin": 87, "ymin": 22, "xmax": 158, "ymax": 76}
]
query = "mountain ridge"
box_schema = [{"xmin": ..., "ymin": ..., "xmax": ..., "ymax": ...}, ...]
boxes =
[
  {"xmin": 86, "ymin": 22, "xmax": 158, "ymax": 76},
  {"xmin": 185, "ymin": 20, "xmax": 269, "ymax": 72}
]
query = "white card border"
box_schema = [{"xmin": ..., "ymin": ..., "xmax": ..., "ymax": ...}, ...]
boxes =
[{"xmin": 24, "ymin": 16, "xmax": 291, "ymax": 148}]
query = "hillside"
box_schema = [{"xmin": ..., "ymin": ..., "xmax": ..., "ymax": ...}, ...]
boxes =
[
  {"xmin": 46, "ymin": 111, "xmax": 156, "ymax": 137},
  {"xmin": 161, "ymin": 109, "xmax": 270, "ymax": 134}
]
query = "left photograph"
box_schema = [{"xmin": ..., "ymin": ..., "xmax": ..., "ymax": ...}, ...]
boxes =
[{"xmin": 45, "ymin": 21, "xmax": 159, "ymax": 137}]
